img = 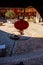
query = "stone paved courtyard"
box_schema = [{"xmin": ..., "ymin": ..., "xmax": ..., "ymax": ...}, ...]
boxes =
[{"xmin": 0, "ymin": 21, "xmax": 43, "ymax": 65}]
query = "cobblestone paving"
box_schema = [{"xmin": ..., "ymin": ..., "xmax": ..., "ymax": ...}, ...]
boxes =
[{"xmin": 0, "ymin": 53, "xmax": 43, "ymax": 65}]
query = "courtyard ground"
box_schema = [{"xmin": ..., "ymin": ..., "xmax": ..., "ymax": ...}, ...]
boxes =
[{"xmin": 0, "ymin": 21, "xmax": 43, "ymax": 65}]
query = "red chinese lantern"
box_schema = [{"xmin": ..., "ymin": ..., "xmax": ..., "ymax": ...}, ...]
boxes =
[
  {"xmin": 17, "ymin": 9, "xmax": 21, "ymax": 13},
  {"xmin": 34, "ymin": 12, "xmax": 36, "ymax": 16},
  {"xmin": 28, "ymin": 12, "xmax": 31, "ymax": 16},
  {"xmin": 14, "ymin": 19, "xmax": 29, "ymax": 35},
  {"xmin": 34, "ymin": 9, "xmax": 36, "ymax": 12},
  {"xmin": 5, "ymin": 9, "xmax": 7, "ymax": 13},
  {"xmin": 21, "ymin": 9, "xmax": 24, "ymax": 13},
  {"xmin": 28, "ymin": 9, "xmax": 31, "ymax": 12},
  {"xmin": 12, "ymin": 8, "xmax": 17, "ymax": 13},
  {"xmin": 33, "ymin": 9, "xmax": 37, "ymax": 16}
]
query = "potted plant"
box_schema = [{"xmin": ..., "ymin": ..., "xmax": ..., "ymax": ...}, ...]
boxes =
[{"xmin": 5, "ymin": 9, "xmax": 16, "ymax": 23}]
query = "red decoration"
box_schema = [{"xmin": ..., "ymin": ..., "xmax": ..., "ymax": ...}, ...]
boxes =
[
  {"xmin": 4, "ymin": 9, "xmax": 7, "ymax": 13},
  {"xmin": 33, "ymin": 9, "xmax": 36, "ymax": 12},
  {"xmin": 14, "ymin": 19, "xmax": 29, "ymax": 31},
  {"xmin": 11, "ymin": 8, "xmax": 17, "ymax": 13},
  {"xmin": 28, "ymin": 12, "xmax": 31, "ymax": 16},
  {"xmin": 28, "ymin": 9, "xmax": 31, "ymax": 12},
  {"xmin": 17, "ymin": 9, "xmax": 21, "ymax": 13}
]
